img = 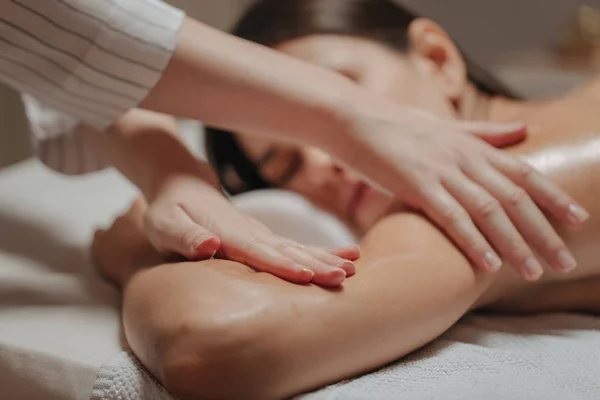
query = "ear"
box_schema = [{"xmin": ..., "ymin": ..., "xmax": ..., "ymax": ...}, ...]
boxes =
[{"xmin": 407, "ymin": 18, "xmax": 467, "ymax": 100}]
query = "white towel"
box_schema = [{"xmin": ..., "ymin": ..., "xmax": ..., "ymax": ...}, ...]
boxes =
[{"xmin": 91, "ymin": 313, "xmax": 600, "ymax": 400}]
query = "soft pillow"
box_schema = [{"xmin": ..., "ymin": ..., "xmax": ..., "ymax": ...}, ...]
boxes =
[{"xmin": 233, "ymin": 190, "xmax": 357, "ymax": 248}]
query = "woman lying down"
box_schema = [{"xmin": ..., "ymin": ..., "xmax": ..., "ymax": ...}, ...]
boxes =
[{"xmin": 93, "ymin": 0, "xmax": 600, "ymax": 398}]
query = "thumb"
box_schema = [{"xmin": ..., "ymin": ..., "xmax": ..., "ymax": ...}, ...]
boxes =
[
  {"xmin": 144, "ymin": 206, "xmax": 221, "ymax": 260},
  {"xmin": 460, "ymin": 121, "xmax": 527, "ymax": 148}
]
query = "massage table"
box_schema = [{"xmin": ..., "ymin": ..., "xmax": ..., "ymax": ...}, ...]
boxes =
[{"xmin": 1, "ymin": 136, "xmax": 600, "ymax": 399}]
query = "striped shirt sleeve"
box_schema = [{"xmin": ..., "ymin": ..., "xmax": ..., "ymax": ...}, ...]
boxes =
[{"xmin": 0, "ymin": 0, "xmax": 185, "ymax": 174}]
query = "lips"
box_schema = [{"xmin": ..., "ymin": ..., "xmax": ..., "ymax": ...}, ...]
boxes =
[{"xmin": 346, "ymin": 181, "xmax": 369, "ymax": 218}]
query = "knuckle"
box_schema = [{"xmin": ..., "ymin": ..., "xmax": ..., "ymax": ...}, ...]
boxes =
[
  {"xmin": 439, "ymin": 206, "xmax": 469, "ymax": 225},
  {"xmin": 144, "ymin": 208, "xmax": 170, "ymax": 232},
  {"xmin": 505, "ymin": 188, "xmax": 528, "ymax": 208},
  {"xmin": 513, "ymin": 161, "xmax": 534, "ymax": 180},
  {"xmin": 277, "ymin": 241, "xmax": 297, "ymax": 251},
  {"xmin": 180, "ymin": 227, "xmax": 206, "ymax": 250},
  {"xmin": 241, "ymin": 237, "xmax": 262, "ymax": 252},
  {"xmin": 475, "ymin": 198, "xmax": 502, "ymax": 219}
]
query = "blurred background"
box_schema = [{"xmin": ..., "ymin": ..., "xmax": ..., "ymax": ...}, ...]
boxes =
[{"xmin": 2, "ymin": 0, "xmax": 600, "ymax": 168}]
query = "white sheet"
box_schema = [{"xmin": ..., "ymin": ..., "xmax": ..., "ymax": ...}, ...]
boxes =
[
  {"xmin": 0, "ymin": 120, "xmax": 205, "ymax": 400},
  {"xmin": 92, "ymin": 313, "xmax": 600, "ymax": 400},
  {"xmin": 0, "ymin": 160, "xmax": 136, "ymax": 400}
]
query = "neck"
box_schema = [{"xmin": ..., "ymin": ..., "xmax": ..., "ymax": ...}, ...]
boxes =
[{"xmin": 456, "ymin": 83, "xmax": 532, "ymax": 123}]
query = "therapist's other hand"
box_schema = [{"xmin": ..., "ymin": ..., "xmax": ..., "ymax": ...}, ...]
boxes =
[
  {"xmin": 143, "ymin": 174, "xmax": 358, "ymax": 287},
  {"xmin": 338, "ymin": 106, "xmax": 588, "ymax": 281}
]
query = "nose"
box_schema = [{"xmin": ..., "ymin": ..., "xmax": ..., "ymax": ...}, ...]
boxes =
[{"xmin": 304, "ymin": 148, "xmax": 354, "ymax": 187}]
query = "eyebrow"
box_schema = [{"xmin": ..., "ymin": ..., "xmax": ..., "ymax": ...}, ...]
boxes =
[
  {"xmin": 258, "ymin": 146, "xmax": 304, "ymax": 187},
  {"xmin": 257, "ymin": 147, "xmax": 278, "ymax": 166}
]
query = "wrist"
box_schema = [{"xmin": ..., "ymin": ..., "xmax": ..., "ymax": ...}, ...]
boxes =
[
  {"xmin": 317, "ymin": 85, "xmax": 388, "ymax": 161},
  {"xmin": 146, "ymin": 162, "xmax": 220, "ymax": 202}
]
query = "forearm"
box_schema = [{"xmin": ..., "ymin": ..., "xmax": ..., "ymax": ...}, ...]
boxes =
[
  {"xmin": 79, "ymin": 109, "xmax": 217, "ymax": 200},
  {"xmin": 140, "ymin": 17, "xmax": 359, "ymax": 151}
]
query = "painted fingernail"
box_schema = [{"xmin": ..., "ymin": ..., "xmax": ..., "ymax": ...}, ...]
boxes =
[
  {"xmin": 556, "ymin": 250, "xmax": 577, "ymax": 272},
  {"xmin": 568, "ymin": 204, "xmax": 589, "ymax": 224},
  {"xmin": 524, "ymin": 257, "xmax": 544, "ymax": 281},
  {"xmin": 483, "ymin": 252, "xmax": 502, "ymax": 272}
]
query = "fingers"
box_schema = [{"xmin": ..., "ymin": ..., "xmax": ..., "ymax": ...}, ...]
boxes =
[
  {"xmin": 305, "ymin": 245, "xmax": 357, "ymax": 277},
  {"xmin": 145, "ymin": 201, "xmax": 360, "ymax": 287},
  {"xmin": 144, "ymin": 205, "xmax": 221, "ymax": 260},
  {"xmin": 460, "ymin": 121, "xmax": 527, "ymax": 148},
  {"xmin": 222, "ymin": 235, "xmax": 358, "ymax": 287},
  {"xmin": 242, "ymin": 239, "xmax": 356, "ymax": 287},
  {"xmin": 443, "ymin": 171, "xmax": 539, "ymax": 280},
  {"xmin": 326, "ymin": 245, "xmax": 361, "ymax": 262},
  {"xmin": 419, "ymin": 184, "xmax": 503, "ymax": 274},
  {"xmin": 463, "ymin": 162, "xmax": 577, "ymax": 277},
  {"xmin": 279, "ymin": 244, "xmax": 348, "ymax": 287},
  {"xmin": 236, "ymin": 241, "xmax": 316, "ymax": 285},
  {"xmin": 489, "ymin": 153, "xmax": 589, "ymax": 225}
]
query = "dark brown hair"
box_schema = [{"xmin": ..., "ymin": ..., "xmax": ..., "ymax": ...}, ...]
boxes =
[{"xmin": 206, "ymin": 0, "xmax": 515, "ymax": 195}]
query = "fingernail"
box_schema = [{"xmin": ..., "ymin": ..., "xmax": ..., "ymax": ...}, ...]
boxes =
[
  {"xmin": 556, "ymin": 250, "xmax": 577, "ymax": 272},
  {"xmin": 193, "ymin": 236, "xmax": 218, "ymax": 251},
  {"xmin": 505, "ymin": 122, "xmax": 526, "ymax": 131},
  {"xmin": 568, "ymin": 204, "xmax": 589, "ymax": 224},
  {"xmin": 337, "ymin": 258, "xmax": 355, "ymax": 267},
  {"xmin": 483, "ymin": 252, "xmax": 502, "ymax": 272},
  {"xmin": 524, "ymin": 257, "xmax": 543, "ymax": 281},
  {"xmin": 486, "ymin": 122, "xmax": 526, "ymax": 133},
  {"xmin": 300, "ymin": 268, "xmax": 315, "ymax": 279},
  {"xmin": 342, "ymin": 261, "xmax": 357, "ymax": 276}
]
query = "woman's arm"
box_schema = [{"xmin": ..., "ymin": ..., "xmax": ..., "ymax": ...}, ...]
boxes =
[
  {"xmin": 96, "ymin": 203, "xmax": 500, "ymax": 400},
  {"xmin": 108, "ymin": 202, "xmax": 600, "ymax": 400}
]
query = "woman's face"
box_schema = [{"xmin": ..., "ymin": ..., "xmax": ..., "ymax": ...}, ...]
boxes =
[{"xmin": 237, "ymin": 19, "xmax": 469, "ymax": 233}]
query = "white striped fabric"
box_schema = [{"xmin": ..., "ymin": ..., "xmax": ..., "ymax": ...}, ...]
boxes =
[{"xmin": 0, "ymin": 0, "xmax": 185, "ymax": 174}]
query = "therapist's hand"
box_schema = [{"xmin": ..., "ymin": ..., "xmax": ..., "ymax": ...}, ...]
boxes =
[
  {"xmin": 143, "ymin": 174, "xmax": 358, "ymax": 287},
  {"xmin": 335, "ymin": 105, "xmax": 588, "ymax": 281}
]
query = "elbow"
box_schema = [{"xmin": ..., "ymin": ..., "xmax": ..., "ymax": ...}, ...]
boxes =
[{"xmin": 159, "ymin": 315, "xmax": 288, "ymax": 400}]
